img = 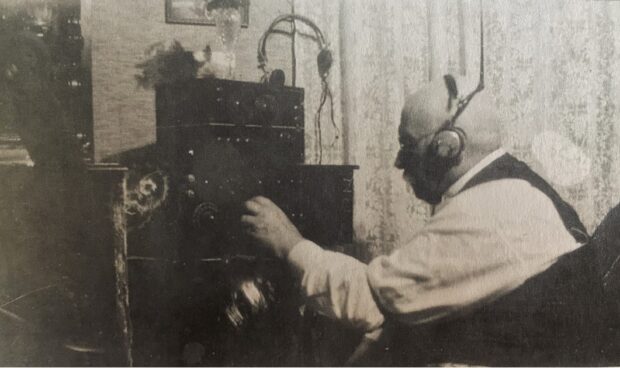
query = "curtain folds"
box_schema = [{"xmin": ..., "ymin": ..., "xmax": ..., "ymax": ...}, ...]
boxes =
[{"xmin": 294, "ymin": 0, "xmax": 620, "ymax": 257}]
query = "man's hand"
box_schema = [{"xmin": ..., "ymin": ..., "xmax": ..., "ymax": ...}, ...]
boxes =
[{"xmin": 241, "ymin": 196, "xmax": 304, "ymax": 259}]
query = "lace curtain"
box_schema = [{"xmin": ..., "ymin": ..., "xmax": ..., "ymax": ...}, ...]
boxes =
[{"xmin": 293, "ymin": 0, "xmax": 620, "ymax": 257}]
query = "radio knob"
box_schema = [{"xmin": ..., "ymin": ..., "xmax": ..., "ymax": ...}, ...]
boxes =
[
  {"xmin": 192, "ymin": 202, "xmax": 219, "ymax": 228},
  {"xmin": 187, "ymin": 174, "xmax": 196, "ymax": 183}
]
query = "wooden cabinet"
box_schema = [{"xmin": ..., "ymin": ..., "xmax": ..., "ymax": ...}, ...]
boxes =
[
  {"xmin": 0, "ymin": 164, "xmax": 130, "ymax": 366},
  {"xmin": 121, "ymin": 78, "xmax": 359, "ymax": 365}
]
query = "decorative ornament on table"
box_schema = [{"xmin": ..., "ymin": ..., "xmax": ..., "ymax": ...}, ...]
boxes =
[
  {"xmin": 207, "ymin": 0, "xmax": 242, "ymax": 79},
  {"xmin": 135, "ymin": 40, "xmax": 214, "ymax": 89},
  {"xmin": 194, "ymin": 44, "xmax": 216, "ymax": 78},
  {"xmin": 124, "ymin": 169, "xmax": 169, "ymax": 230}
]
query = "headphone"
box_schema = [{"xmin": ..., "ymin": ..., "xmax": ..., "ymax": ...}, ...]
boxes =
[
  {"xmin": 257, "ymin": 14, "xmax": 337, "ymax": 164},
  {"xmin": 427, "ymin": 4, "xmax": 485, "ymax": 167},
  {"xmin": 257, "ymin": 14, "xmax": 332, "ymax": 84}
]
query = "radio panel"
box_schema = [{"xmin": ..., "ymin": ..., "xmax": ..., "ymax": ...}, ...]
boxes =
[
  {"xmin": 157, "ymin": 124, "xmax": 305, "ymax": 171},
  {"xmin": 156, "ymin": 79, "xmax": 305, "ymax": 130},
  {"xmin": 123, "ymin": 143, "xmax": 355, "ymax": 260},
  {"xmin": 121, "ymin": 78, "xmax": 356, "ymax": 366}
]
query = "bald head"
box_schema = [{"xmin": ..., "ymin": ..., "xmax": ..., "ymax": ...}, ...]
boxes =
[
  {"xmin": 396, "ymin": 76, "xmax": 503, "ymax": 204},
  {"xmin": 400, "ymin": 78, "xmax": 455, "ymax": 138},
  {"xmin": 400, "ymin": 76, "xmax": 501, "ymax": 155}
]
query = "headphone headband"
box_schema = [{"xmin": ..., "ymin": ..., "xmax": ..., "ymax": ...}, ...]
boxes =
[{"xmin": 257, "ymin": 14, "xmax": 330, "ymax": 80}]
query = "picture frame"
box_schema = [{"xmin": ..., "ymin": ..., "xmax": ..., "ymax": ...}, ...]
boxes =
[{"xmin": 165, "ymin": 0, "xmax": 250, "ymax": 27}]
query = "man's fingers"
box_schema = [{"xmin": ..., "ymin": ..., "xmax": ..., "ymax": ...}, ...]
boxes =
[
  {"xmin": 241, "ymin": 215, "xmax": 263, "ymax": 235},
  {"xmin": 253, "ymin": 196, "xmax": 273, "ymax": 206},
  {"xmin": 241, "ymin": 214, "xmax": 258, "ymax": 226},
  {"xmin": 245, "ymin": 196, "xmax": 279, "ymax": 214},
  {"xmin": 244, "ymin": 199, "xmax": 262, "ymax": 214}
]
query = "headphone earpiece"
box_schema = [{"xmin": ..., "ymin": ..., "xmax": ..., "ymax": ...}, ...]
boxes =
[
  {"xmin": 430, "ymin": 126, "xmax": 465, "ymax": 160},
  {"xmin": 317, "ymin": 48, "xmax": 333, "ymax": 79}
]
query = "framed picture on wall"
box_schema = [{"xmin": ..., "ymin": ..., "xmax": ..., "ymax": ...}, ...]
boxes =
[{"xmin": 165, "ymin": 0, "xmax": 250, "ymax": 27}]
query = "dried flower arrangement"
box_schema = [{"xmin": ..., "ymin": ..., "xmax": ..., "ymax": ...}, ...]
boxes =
[{"xmin": 135, "ymin": 40, "xmax": 212, "ymax": 88}]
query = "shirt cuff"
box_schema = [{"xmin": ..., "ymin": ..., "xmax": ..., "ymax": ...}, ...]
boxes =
[{"xmin": 287, "ymin": 239, "xmax": 325, "ymax": 277}]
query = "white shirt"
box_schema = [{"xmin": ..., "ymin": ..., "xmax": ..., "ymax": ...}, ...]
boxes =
[{"xmin": 287, "ymin": 149, "xmax": 582, "ymax": 332}]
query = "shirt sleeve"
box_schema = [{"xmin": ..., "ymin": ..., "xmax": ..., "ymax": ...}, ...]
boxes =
[
  {"xmin": 287, "ymin": 239, "xmax": 385, "ymax": 332},
  {"xmin": 287, "ymin": 180, "xmax": 580, "ymax": 329}
]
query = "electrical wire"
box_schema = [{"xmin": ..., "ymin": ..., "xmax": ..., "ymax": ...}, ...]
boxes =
[
  {"xmin": 315, "ymin": 80, "xmax": 327, "ymax": 163},
  {"xmin": 325, "ymin": 79, "xmax": 340, "ymax": 147},
  {"xmin": 290, "ymin": 0, "xmax": 297, "ymax": 86}
]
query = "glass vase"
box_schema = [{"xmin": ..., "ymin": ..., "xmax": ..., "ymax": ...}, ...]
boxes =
[{"xmin": 213, "ymin": 7, "xmax": 241, "ymax": 79}]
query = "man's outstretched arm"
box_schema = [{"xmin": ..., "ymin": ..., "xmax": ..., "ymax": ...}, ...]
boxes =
[
  {"xmin": 241, "ymin": 181, "xmax": 581, "ymax": 330},
  {"xmin": 241, "ymin": 196, "xmax": 385, "ymax": 331}
]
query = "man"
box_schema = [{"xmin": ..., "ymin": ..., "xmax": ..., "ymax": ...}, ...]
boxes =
[{"xmin": 241, "ymin": 76, "xmax": 599, "ymax": 365}]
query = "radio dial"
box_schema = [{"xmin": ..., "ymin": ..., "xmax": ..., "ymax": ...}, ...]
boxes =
[{"xmin": 192, "ymin": 202, "xmax": 219, "ymax": 228}]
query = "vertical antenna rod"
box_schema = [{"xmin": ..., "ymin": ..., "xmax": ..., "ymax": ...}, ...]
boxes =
[{"xmin": 479, "ymin": 0, "xmax": 484, "ymax": 90}]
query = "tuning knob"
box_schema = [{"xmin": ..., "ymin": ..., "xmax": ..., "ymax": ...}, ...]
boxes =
[{"xmin": 192, "ymin": 202, "xmax": 219, "ymax": 229}]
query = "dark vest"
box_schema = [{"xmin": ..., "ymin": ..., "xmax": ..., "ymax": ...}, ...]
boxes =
[{"xmin": 384, "ymin": 154, "xmax": 608, "ymax": 366}]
